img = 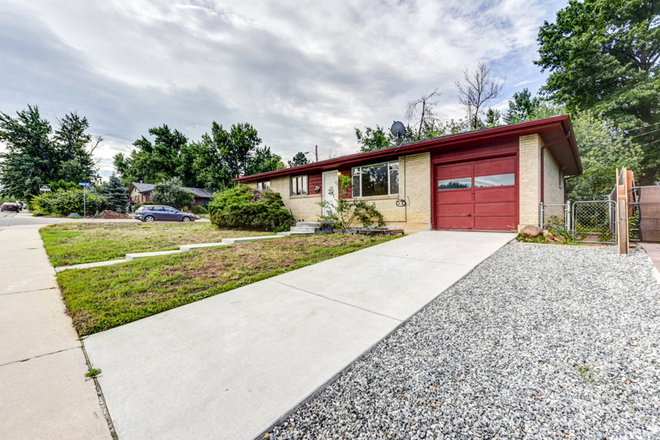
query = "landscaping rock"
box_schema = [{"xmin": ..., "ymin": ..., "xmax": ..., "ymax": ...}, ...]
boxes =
[
  {"xmin": 542, "ymin": 229, "xmax": 553, "ymax": 238},
  {"xmin": 520, "ymin": 225, "xmax": 542, "ymax": 237}
]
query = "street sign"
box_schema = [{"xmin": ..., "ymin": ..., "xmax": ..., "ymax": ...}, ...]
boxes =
[
  {"xmin": 78, "ymin": 183, "xmax": 91, "ymax": 186},
  {"xmin": 39, "ymin": 185, "xmax": 51, "ymax": 192}
]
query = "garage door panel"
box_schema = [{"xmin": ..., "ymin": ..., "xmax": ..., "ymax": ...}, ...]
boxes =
[
  {"xmin": 436, "ymin": 216, "xmax": 473, "ymax": 230},
  {"xmin": 474, "ymin": 187, "xmax": 517, "ymax": 203},
  {"xmin": 474, "ymin": 216, "xmax": 517, "ymax": 231},
  {"xmin": 474, "ymin": 157, "xmax": 515, "ymax": 175},
  {"xmin": 474, "ymin": 201, "xmax": 517, "ymax": 217},
  {"xmin": 436, "ymin": 190, "xmax": 472, "ymax": 204},
  {"xmin": 436, "ymin": 163, "xmax": 472, "ymax": 179},
  {"xmin": 437, "ymin": 203, "xmax": 472, "ymax": 216}
]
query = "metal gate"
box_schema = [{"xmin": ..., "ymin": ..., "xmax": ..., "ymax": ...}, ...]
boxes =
[{"xmin": 571, "ymin": 200, "xmax": 617, "ymax": 244}]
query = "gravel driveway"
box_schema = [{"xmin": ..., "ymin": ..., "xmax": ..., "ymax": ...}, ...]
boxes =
[{"xmin": 267, "ymin": 243, "xmax": 660, "ymax": 439}]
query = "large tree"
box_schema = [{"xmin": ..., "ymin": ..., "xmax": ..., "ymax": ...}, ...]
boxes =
[
  {"xmin": 354, "ymin": 125, "xmax": 396, "ymax": 152},
  {"xmin": 535, "ymin": 0, "xmax": 660, "ymax": 182},
  {"xmin": 504, "ymin": 88, "xmax": 541, "ymax": 124},
  {"xmin": 0, "ymin": 105, "xmax": 98, "ymax": 199},
  {"xmin": 113, "ymin": 124, "xmax": 189, "ymax": 186}
]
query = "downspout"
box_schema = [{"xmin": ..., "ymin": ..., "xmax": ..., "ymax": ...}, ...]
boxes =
[{"xmin": 404, "ymin": 156, "xmax": 407, "ymax": 223}]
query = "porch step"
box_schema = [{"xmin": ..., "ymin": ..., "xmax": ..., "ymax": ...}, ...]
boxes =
[{"xmin": 295, "ymin": 222, "xmax": 320, "ymax": 228}]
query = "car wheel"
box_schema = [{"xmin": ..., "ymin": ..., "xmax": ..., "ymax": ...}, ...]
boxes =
[
  {"xmin": 144, "ymin": 216, "xmax": 155, "ymax": 222},
  {"xmin": 182, "ymin": 216, "xmax": 191, "ymax": 222}
]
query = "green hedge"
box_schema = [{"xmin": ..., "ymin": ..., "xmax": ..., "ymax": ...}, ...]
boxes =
[
  {"xmin": 208, "ymin": 186, "xmax": 295, "ymax": 232},
  {"xmin": 31, "ymin": 189, "xmax": 108, "ymax": 216},
  {"xmin": 192, "ymin": 205, "xmax": 208, "ymax": 215}
]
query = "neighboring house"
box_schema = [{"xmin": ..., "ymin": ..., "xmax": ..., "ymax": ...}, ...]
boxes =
[
  {"xmin": 234, "ymin": 115, "xmax": 581, "ymax": 234},
  {"xmin": 128, "ymin": 182, "xmax": 215, "ymax": 207}
]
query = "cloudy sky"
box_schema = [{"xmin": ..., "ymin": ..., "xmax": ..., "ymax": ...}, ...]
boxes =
[{"xmin": 1, "ymin": 0, "xmax": 568, "ymax": 179}]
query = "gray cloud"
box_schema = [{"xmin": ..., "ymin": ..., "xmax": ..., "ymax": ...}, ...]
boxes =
[{"xmin": 0, "ymin": 0, "xmax": 568, "ymax": 176}]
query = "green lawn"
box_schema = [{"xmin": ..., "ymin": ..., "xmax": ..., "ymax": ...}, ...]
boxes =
[
  {"xmin": 58, "ymin": 234, "xmax": 398, "ymax": 336},
  {"xmin": 40, "ymin": 222, "xmax": 271, "ymax": 267}
]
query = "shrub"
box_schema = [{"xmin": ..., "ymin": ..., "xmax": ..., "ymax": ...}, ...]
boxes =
[
  {"xmin": 318, "ymin": 174, "xmax": 385, "ymax": 230},
  {"xmin": 151, "ymin": 177, "xmax": 195, "ymax": 210},
  {"xmin": 31, "ymin": 188, "xmax": 108, "ymax": 216},
  {"xmin": 208, "ymin": 185, "xmax": 295, "ymax": 232},
  {"xmin": 193, "ymin": 205, "xmax": 208, "ymax": 215}
]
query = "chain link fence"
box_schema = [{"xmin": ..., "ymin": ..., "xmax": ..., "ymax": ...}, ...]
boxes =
[
  {"xmin": 541, "ymin": 203, "xmax": 569, "ymax": 232},
  {"xmin": 571, "ymin": 200, "xmax": 617, "ymax": 244},
  {"xmin": 540, "ymin": 201, "xmax": 617, "ymax": 244}
]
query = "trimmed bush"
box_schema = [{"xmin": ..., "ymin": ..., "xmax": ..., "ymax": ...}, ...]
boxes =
[
  {"xmin": 31, "ymin": 188, "xmax": 108, "ymax": 217},
  {"xmin": 208, "ymin": 185, "xmax": 295, "ymax": 232},
  {"xmin": 193, "ymin": 205, "xmax": 208, "ymax": 215}
]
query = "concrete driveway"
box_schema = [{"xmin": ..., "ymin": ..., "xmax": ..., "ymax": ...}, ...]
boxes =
[{"xmin": 84, "ymin": 231, "xmax": 514, "ymax": 439}]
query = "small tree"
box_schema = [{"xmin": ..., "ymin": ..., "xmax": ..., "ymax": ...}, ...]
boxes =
[
  {"xmin": 318, "ymin": 174, "xmax": 385, "ymax": 230},
  {"xmin": 102, "ymin": 173, "xmax": 129, "ymax": 213},
  {"xmin": 151, "ymin": 177, "xmax": 195, "ymax": 210}
]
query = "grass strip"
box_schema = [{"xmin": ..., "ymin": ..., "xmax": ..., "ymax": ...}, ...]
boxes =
[
  {"xmin": 40, "ymin": 222, "xmax": 271, "ymax": 266},
  {"xmin": 58, "ymin": 234, "xmax": 399, "ymax": 336}
]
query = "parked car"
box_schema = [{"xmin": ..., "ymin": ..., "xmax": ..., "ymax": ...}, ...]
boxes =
[
  {"xmin": 1, "ymin": 202, "xmax": 20, "ymax": 212},
  {"xmin": 133, "ymin": 205, "xmax": 195, "ymax": 222}
]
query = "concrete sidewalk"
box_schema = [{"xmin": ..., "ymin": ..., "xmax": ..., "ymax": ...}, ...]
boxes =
[
  {"xmin": 0, "ymin": 224, "xmax": 112, "ymax": 440},
  {"xmin": 84, "ymin": 231, "xmax": 514, "ymax": 440}
]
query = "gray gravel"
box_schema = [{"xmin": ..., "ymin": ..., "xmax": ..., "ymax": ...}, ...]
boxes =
[{"xmin": 267, "ymin": 243, "xmax": 660, "ymax": 439}]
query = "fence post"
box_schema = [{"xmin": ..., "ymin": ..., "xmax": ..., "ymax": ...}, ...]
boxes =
[
  {"xmin": 566, "ymin": 201, "xmax": 571, "ymax": 233},
  {"xmin": 540, "ymin": 202, "xmax": 544, "ymax": 228},
  {"xmin": 616, "ymin": 168, "xmax": 629, "ymax": 255}
]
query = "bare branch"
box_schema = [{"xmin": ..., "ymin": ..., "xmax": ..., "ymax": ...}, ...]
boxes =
[{"xmin": 454, "ymin": 62, "xmax": 505, "ymax": 129}]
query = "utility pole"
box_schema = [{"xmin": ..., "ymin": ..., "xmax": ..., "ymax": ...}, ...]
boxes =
[{"xmin": 315, "ymin": 145, "xmax": 318, "ymax": 162}]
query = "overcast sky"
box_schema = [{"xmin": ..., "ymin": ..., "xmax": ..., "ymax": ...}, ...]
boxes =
[{"xmin": 0, "ymin": 0, "xmax": 568, "ymax": 179}]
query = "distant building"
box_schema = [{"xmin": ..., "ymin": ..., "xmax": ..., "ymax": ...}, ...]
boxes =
[{"xmin": 128, "ymin": 182, "xmax": 215, "ymax": 206}]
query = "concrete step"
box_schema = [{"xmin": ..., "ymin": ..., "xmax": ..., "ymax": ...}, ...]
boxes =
[
  {"xmin": 125, "ymin": 250, "xmax": 181, "ymax": 261},
  {"xmin": 222, "ymin": 235, "xmax": 283, "ymax": 244},
  {"xmin": 295, "ymin": 222, "xmax": 320, "ymax": 228},
  {"xmin": 290, "ymin": 226, "xmax": 316, "ymax": 233},
  {"xmin": 179, "ymin": 242, "xmax": 228, "ymax": 251}
]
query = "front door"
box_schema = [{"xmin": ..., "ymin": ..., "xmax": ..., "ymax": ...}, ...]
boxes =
[{"xmin": 322, "ymin": 171, "xmax": 339, "ymax": 216}]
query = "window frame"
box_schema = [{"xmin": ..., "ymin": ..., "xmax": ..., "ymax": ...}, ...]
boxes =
[
  {"xmin": 290, "ymin": 175, "xmax": 308, "ymax": 196},
  {"xmin": 351, "ymin": 160, "xmax": 399, "ymax": 198},
  {"xmin": 257, "ymin": 180, "xmax": 271, "ymax": 192}
]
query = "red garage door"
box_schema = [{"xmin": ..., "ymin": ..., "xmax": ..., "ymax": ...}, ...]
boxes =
[{"xmin": 434, "ymin": 156, "xmax": 517, "ymax": 231}]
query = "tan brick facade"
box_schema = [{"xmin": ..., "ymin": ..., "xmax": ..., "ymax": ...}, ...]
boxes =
[
  {"xmin": 518, "ymin": 134, "xmax": 565, "ymax": 229},
  {"xmin": 543, "ymin": 149, "xmax": 564, "ymax": 206},
  {"xmin": 518, "ymin": 134, "xmax": 542, "ymax": 228},
  {"xmin": 252, "ymin": 153, "xmax": 432, "ymax": 233},
  {"xmin": 335, "ymin": 153, "xmax": 430, "ymax": 233},
  {"xmin": 270, "ymin": 176, "xmax": 322, "ymax": 222}
]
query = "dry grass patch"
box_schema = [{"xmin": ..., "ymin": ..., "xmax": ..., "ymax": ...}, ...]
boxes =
[
  {"xmin": 58, "ymin": 234, "xmax": 398, "ymax": 336},
  {"xmin": 40, "ymin": 222, "xmax": 271, "ymax": 266}
]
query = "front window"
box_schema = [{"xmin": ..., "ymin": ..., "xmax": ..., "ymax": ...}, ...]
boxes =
[
  {"xmin": 257, "ymin": 181, "xmax": 270, "ymax": 191},
  {"xmin": 290, "ymin": 175, "xmax": 308, "ymax": 195},
  {"xmin": 351, "ymin": 161, "xmax": 399, "ymax": 197}
]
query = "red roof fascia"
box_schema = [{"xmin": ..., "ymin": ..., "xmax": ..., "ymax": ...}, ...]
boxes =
[{"xmin": 234, "ymin": 115, "xmax": 579, "ymax": 182}]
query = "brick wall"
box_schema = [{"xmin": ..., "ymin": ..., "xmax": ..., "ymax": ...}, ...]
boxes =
[
  {"xmin": 270, "ymin": 176, "xmax": 322, "ymax": 222},
  {"xmin": 543, "ymin": 149, "xmax": 564, "ymax": 206},
  {"xmin": 518, "ymin": 134, "xmax": 542, "ymax": 228}
]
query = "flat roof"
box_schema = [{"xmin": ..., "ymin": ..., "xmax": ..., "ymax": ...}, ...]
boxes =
[{"xmin": 234, "ymin": 115, "xmax": 581, "ymax": 182}]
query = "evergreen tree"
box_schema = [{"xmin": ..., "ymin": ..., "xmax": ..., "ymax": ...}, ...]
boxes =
[
  {"xmin": 288, "ymin": 152, "xmax": 310, "ymax": 168},
  {"xmin": 102, "ymin": 174, "xmax": 129, "ymax": 213}
]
